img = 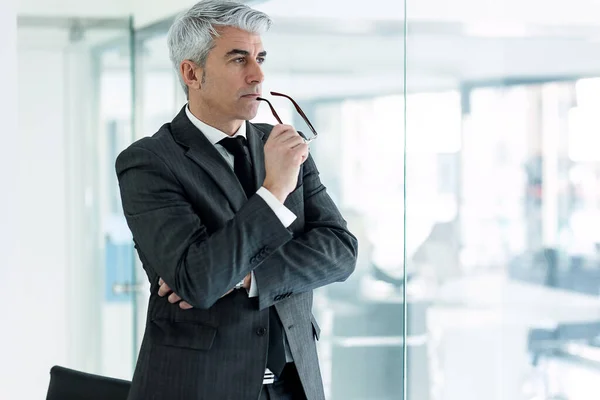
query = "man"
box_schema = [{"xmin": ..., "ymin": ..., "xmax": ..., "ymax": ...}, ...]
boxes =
[{"xmin": 116, "ymin": 1, "xmax": 358, "ymax": 399}]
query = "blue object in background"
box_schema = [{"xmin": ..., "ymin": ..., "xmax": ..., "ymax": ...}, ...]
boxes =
[{"xmin": 105, "ymin": 238, "xmax": 135, "ymax": 303}]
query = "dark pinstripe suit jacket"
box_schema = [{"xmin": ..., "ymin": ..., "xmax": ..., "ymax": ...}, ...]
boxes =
[{"xmin": 115, "ymin": 106, "xmax": 358, "ymax": 400}]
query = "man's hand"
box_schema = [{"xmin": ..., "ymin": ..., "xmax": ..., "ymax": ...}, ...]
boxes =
[
  {"xmin": 157, "ymin": 275, "xmax": 249, "ymax": 308},
  {"xmin": 158, "ymin": 278, "xmax": 193, "ymax": 309},
  {"xmin": 263, "ymin": 124, "xmax": 309, "ymax": 203},
  {"xmin": 243, "ymin": 272, "xmax": 252, "ymax": 291}
]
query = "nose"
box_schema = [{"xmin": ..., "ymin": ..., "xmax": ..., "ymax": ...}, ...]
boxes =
[{"xmin": 246, "ymin": 59, "xmax": 264, "ymax": 85}]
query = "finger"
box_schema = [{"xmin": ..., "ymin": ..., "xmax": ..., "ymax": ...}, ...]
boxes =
[
  {"xmin": 179, "ymin": 301, "xmax": 193, "ymax": 310},
  {"xmin": 294, "ymin": 143, "xmax": 309, "ymax": 164},
  {"xmin": 301, "ymin": 143, "xmax": 310, "ymax": 156},
  {"xmin": 292, "ymin": 142, "xmax": 309, "ymax": 156},
  {"xmin": 269, "ymin": 125, "xmax": 297, "ymax": 143},
  {"xmin": 283, "ymin": 135, "xmax": 305, "ymax": 148},
  {"xmin": 158, "ymin": 282, "xmax": 171, "ymax": 297},
  {"xmin": 158, "ymin": 277, "xmax": 164, "ymax": 286},
  {"xmin": 269, "ymin": 124, "xmax": 294, "ymax": 138},
  {"xmin": 300, "ymin": 149, "xmax": 309, "ymax": 163},
  {"xmin": 168, "ymin": 292, "xmax": 181, "ymax": 304}
]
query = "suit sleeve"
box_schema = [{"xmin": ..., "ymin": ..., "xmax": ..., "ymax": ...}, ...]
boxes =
[
  {"xmin": 116, "ymin": 144, "xmax": 293, "ymax": 309},
  {"xmin": 252, "ymin": 154, "xmax": 359, "ymax": 310}
]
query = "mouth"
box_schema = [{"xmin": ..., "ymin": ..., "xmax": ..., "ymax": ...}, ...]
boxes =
[{"xmin": 241, "ymin": 93, "xmax": 261, "ymax": 99}]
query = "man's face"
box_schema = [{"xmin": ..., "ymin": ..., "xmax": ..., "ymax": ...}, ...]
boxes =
[{"xmin": 195, "ymin": 26, "xmax": 266, "ymax": 123}]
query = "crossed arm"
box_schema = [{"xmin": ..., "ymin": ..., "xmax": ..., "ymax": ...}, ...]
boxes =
[
  {"xmin": 157, "ymin": 276, "xmax": 239, "ymax": 309},
  {"xmin": 116, "ymin": 145, "xmax": 358, "ymax": 310}
]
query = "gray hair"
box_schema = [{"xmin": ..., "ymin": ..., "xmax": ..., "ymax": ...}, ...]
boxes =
[{"xmin": 167, "ymin": 0, "xmax": 272, "ymax": 98}]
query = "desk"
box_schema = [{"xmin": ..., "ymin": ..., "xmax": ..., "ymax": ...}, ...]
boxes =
[
  {"xmin": 427, "ymin": 272, "xmax": 600, "ymax": 400},
  {"xmin": 317, "ymin": 295, "xmax": 430, "ymax": 400}
]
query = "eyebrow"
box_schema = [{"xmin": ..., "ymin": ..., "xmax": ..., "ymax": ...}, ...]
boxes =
[{"xmin": 224, "ymin": 49, "xmax": 267, "ymax": 58}]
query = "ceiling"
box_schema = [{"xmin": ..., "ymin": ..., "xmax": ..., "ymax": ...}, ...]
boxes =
[
  {"xmin": 258, "ymin": 0, "xmax": 600, "ymax": 96},
  {"xmin": 17, "ymin": 0, "xmax": 600, "ymax": 99},
  {"xmin": 138, "ymin": 16, "xmax": 600, "ymax": 98}
]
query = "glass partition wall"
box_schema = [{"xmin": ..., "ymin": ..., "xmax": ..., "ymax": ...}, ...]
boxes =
[{"xmin": 405, "ymin": 1, "xmax": 600, "ymax": 399}]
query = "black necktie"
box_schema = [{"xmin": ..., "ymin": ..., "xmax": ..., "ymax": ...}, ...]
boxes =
[
  {"xmin": 218, "ymin": 136, "xmax": 255, "ymax": 198},
  {"xmin": 218, "ymin": 136, "xmax": 287, "ymax": 377}
]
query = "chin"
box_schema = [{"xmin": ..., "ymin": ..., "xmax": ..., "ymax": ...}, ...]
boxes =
[{"xmin": 239, "ymin": 109, "xmax": 259, "ymax": 121}]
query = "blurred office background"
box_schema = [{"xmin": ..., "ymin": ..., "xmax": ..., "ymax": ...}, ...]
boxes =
[{"xmin": 2, "ymin": 0, "xmax": 600, "ymax": 398}]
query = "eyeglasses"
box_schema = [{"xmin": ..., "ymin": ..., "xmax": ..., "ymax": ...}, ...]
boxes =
[{"xmin": 257, "ymin": 92, "xmax": 318, "ymax": 143}]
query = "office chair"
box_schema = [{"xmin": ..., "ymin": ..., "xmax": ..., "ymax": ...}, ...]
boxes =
[{"xmin": 46, "ymin": 365, "xmax": 130, "ymax": 400}]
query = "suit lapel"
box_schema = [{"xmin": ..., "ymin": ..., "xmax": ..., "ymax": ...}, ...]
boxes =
[
  {"xmin": 170, "ymin": 106, "xmax": 246, "ymax": 211},
  {"xmin": 246, "ymin": 121, "xmax": 267, "ymax": 193}
]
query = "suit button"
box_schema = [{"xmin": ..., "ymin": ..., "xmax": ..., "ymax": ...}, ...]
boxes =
[{"xmin": 256, "ymin": 327, "xmax": 267, "ymax": 336}]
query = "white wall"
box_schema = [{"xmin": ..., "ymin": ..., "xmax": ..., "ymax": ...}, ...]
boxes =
[
  {"xmin": 0, "ymin": 30, "xmax": 72, "ymax": 399},
  {"xmin": 21, "ymin": 49, "xmax": 69, "ymax": 396},
  {"xmin": 1, "ymin": 3, "xmax": 68, "ymax": 399},
  {"xmin": 0, "ymin": 0, "xmax": 21, "ymax": 395}
]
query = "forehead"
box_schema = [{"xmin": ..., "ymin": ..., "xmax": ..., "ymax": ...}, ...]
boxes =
[{"xmin": 213, "ymin": 26, "xmax": 264, "ymax": 52}]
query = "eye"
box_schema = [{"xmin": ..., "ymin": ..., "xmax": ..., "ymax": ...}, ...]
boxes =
[
  {"xmin": 257, "ymin": 57, "xmax": 266, "ymax": 64},
  {"xmin": 233, "ymin": 57, "xmax": 246, "ymax": 64}
]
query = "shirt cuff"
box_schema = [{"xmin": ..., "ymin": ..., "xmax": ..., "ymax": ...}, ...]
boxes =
[
  {"xmin": 256, "ymin": 187, "xmax": 296, "ymax": 228},
  {"xmin": 248, "ymin": 271, "xmax": 258, "ymax": 297}
]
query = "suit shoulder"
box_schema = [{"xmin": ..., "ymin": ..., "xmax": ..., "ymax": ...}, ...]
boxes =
[
  {"xmin": 118, "ymin": 123, "xmax": 178, "ymax": 158},
  {"xmin": 115, "ymin": 123, "xmax": 180, "ymax": 169}
]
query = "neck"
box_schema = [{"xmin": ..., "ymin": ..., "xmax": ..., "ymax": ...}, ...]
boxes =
[{"xmin": 188, "ymin": 99, "xmax": 243, "ymax": 136}]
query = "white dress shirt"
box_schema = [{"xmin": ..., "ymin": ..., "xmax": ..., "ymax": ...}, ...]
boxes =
[{"xmin": 184, "ymin": 106, "xmax": 296, "ymax": 297}]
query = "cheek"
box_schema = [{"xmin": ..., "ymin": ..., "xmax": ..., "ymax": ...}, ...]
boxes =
[
  {"xmin": 200, "ymin": 72, "xmax": 244, "ymax": 106},
  {"xmin": 200, "ymin": 81, "xmax": 224, "ymax": 102}
]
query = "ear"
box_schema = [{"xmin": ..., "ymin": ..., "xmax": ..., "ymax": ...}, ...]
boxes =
[{"xmin": 180, "ymin": 60, "xmax": 203, "ymax": 92}]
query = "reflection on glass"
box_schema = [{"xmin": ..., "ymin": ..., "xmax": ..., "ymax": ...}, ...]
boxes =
[{"xmin": 406, "ymin": 2, "xmax": 600, "ymax": 399}]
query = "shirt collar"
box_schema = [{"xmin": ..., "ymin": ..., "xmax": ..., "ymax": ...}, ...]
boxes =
[{"xmin": 185, "ymin": 104, "xmax": 247, "ymax": 145}]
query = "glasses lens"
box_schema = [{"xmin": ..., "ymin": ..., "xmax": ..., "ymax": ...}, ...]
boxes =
[{"xmin": 295, "ymin": 122, "xmax": 317, "ymax": 142}]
